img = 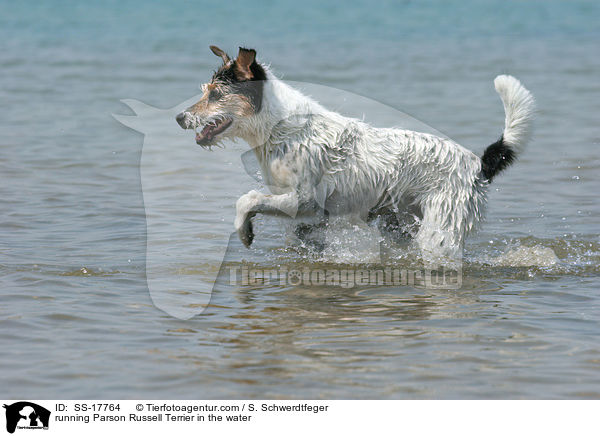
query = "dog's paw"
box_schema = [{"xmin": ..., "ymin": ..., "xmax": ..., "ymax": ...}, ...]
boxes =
[
  {"xmin": 235, "ymin": 191, "xmax": 261, "ymax": 248},
  {"xmin": 237, "ymin": 216, "xmax": 254, "ymax": 248}
]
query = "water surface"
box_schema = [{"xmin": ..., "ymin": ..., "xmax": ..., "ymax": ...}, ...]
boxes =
[{"xmin": 1, "ymin": 0, "xmax": 599, "ymax": 399}]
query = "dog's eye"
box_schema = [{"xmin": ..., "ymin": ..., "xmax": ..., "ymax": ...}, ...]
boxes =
[{"xmin": 209, "ymin": 88, "xmax": 223, "ymax": 101}]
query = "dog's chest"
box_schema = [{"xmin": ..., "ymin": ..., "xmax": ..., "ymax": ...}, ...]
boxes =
[{"xmin": 261, "ymin": 153, "xmax": 302, "ymax": 194}]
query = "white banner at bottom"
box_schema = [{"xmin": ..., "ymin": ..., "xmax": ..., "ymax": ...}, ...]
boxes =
[{"xmin": 0, "ymin": 400, "xmax": 597, "ymax": 436}]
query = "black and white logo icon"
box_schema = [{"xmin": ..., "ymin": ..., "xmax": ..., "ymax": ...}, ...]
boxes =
[{"xmin": 3, "ymin": 402, "xmax": 50, "ymax": 434}]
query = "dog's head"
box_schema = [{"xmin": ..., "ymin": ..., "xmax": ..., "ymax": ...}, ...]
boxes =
[{"xmin": 176, "ymin": 46, "xmax": 267, "ymax": 148}]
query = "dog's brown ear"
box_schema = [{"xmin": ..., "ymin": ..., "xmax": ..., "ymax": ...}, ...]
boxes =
[
  {"xmin": 209, "ymin": 45, "xmax": 230, "ymax": 64},
  {"xmin": 234, "ymin": 47, "xmax": 257, "ymax": 81}
]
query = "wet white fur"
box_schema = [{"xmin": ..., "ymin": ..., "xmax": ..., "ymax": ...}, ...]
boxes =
[
  {"xmin": 228, "ymin": 70, "xmax": 534, "ymax": 259},
  {"xmin": 494, "ymin": 75, "xmax": 535, "ymax": 154}
]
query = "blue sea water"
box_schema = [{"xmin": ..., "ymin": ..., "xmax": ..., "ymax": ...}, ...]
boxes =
[{"xmin": 1, "ymin": 0, "xmax": 599, "ymax": 398}]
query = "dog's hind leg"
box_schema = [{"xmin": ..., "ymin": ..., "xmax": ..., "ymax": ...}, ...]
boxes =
[
  {"xmin": 368, "ymin": 208, "xmax": 408, "ymax": 241},
  {"xmin": 368, "ymin": 206, "xmax": 417, "ymax": 260},
  {"xmin": 235, "ymin": 190, "xmax": 304, "ymax": 247},
  {"xmin": 368, "ymin": 199, "xmax": 421, "ymax": 240},
  {"xmin": 414, "ymin": 199, "xmax": 465, "ymax": 264}
]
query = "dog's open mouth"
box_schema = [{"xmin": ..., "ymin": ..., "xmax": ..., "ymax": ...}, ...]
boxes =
[{"xmin": 195, "ymin": 118, "xmax": 232, "ymax": 146}]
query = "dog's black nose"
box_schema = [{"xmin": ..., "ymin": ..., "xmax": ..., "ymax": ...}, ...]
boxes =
[{"xmin": 176, "ymin": 112, "xmax": 187, "ymax": 128}]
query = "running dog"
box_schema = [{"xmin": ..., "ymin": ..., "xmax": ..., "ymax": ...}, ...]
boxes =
[{"xmin": 176, "ymin": 46, "xmax": 535, "ymax": 259}]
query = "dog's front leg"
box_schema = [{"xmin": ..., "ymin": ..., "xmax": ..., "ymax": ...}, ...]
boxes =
[{"xmin": 235, "ymin": 190, "xmax": 299, "ymax": 247}]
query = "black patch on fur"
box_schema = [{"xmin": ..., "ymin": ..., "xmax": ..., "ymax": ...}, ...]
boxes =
[
  {"xmin": 212, "ymin": 65, "xmax": 236, "ymax": 84},
  {"xmin": 211, "ymin": 54, "xmax": 267, "ymax": 112},
  {"xmin": 480, "ymin": 135, "xmax": 516, "ymax": 182}
]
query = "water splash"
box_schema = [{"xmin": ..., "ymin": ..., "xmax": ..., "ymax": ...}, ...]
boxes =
[{"xmin": 492, "ymin": 245, "xmax": 559, "ymax": 267}]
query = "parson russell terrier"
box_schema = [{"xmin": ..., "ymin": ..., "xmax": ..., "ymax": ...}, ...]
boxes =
[{"xmin": 176, "ymin": 46, "xmax": 535, "ymax": 260}]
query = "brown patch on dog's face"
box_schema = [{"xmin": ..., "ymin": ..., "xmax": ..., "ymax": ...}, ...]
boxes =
[
  {"xmin": 189, "ymin": 81, "xmax": 255, "ymax": 120},
  {"xmin": 209, "ymin": 47, "xmax": 266, "ymax": 110},
  {"xmin": 175, "ymin": 46, "xmax": 267, "ymax": 146}
]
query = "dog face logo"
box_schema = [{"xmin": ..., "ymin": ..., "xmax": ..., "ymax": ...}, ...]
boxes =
[{"xmin": 3, "ymin": 402, "xmax": 50, "ymax": 433}]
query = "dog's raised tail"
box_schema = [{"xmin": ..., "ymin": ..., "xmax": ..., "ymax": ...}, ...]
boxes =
[{"xmin": 481, "ymin": 75, "xmax": 535, "ymax": 182}]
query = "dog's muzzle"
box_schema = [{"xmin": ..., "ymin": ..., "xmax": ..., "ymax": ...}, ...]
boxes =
[{"xmin": 176, "ymin": 111, "xmax": 193, "ymax": 129}]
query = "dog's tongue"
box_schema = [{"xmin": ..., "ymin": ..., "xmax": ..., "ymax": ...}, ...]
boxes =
[{"xmin": 196, "ymin": 125, "xmax": 214, "ymax": 144}]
